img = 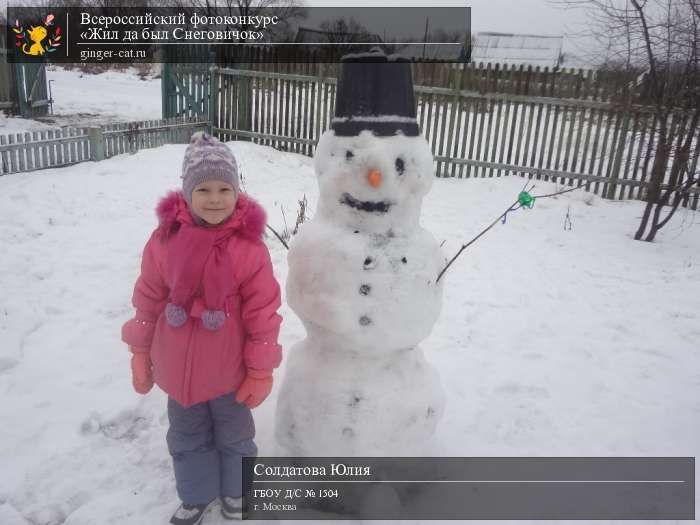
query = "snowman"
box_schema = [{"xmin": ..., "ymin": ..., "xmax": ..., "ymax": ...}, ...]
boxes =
[{"xmin": 275, "ymin": 52, "xmax": 446, "ymax": 458}]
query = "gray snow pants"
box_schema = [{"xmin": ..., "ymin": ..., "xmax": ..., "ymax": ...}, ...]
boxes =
[{"xmin": 166, "ymin": 392, "xmax": 257, "ymax": 505}]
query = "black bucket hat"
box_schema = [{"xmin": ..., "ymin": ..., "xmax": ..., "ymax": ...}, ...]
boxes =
[{"xmin": 331, "ymin": 49, "xmax": 419, "ymax": 137}]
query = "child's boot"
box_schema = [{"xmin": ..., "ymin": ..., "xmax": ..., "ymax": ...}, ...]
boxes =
[
  {"xmin": 169, "ymin": 500, "xmax": 215, "ymax": 525},
  {"xmin": 221, "ymin": 496, "xmax": 246, "ymax": 520}
]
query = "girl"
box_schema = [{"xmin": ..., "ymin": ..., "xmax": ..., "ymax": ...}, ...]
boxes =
[{"xmin": 121, "ymin": 131, "xmax": 283, "ymax": 525}]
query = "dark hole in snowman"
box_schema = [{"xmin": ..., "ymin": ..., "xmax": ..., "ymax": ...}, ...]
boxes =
[
  {"xmin": 359, "ymin": 315, "xmax": 371, "ymax": 326},
  {"xmin": 401, "ymin": 257, "xmax": 407, "ymax": 264},
  {"xmin": 426, "ymin": 407, "xmax": 435, "ymax": 418},
  {"xmin": 340, "ymin": 193, "xmax": 392, "ymax": 214},
  {"xmin": 359, "ymin": 284, "xmax": 371, "ymax": 295},
  {"xmin": 363, "ymin": 256, "xmax": 376, "ymax": 269},
  {"xmin": 395, "ymin": 157, "xmax": 405, "ymax": 175},
  {"xmin": 345, "ymin": 150, "xmax": 354, "ymax": 160}
]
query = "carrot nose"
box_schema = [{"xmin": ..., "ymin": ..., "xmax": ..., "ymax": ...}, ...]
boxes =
[{"xmin": 367, "ymin": 169, "xmax": 383, "ymax": 188}]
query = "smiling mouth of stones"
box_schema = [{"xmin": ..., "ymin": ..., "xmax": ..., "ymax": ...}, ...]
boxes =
[{"xmin": 340, "ymin": 193, "xmax": 393, "ymax": 213}]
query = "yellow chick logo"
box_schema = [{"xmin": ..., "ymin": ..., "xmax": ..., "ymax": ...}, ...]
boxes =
[{"xmin": 13, "ymin": 14, "xmax": 62, "ymax": 57}]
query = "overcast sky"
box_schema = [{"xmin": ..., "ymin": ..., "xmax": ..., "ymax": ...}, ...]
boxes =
[
  {"xmin": 306, "ymin": 0, "xmax": 595, "ymax": 63},
  {"xmin": 308, "ymin": 0, "xmax": 578, "ymax": 36}
]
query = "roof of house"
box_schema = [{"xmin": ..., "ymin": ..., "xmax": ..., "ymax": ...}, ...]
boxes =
[{"xmin": 471, "ymin": 32, "xmax": 563, "ymax": 68}]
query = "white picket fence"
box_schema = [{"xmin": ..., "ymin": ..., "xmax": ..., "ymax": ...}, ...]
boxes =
[{"xmin": 0, "ymin": 115, "xmax": 209, "ymax": 176}]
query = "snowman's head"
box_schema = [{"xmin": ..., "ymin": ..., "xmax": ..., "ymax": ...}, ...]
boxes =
[{"xmin": 314, "ymin": 129, "xmax": 434, "ymax": 233}]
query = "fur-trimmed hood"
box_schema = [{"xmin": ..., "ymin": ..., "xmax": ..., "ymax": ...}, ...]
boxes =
[{"xmin": 155, "ymin": 190, "xmax": 266, "ymax": 241}]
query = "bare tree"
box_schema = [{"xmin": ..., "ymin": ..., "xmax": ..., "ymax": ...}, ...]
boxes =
[
  {"xmin": 292, "ymin": 17, "xmax": 380, "ymax": 57},
  {"xmin": 561, "ymin": 0, "xmax": 699, "ymax": 241},
  {"xmin": 625, "ymin": 0, "xmax": 699, "ymax": 241},
  {"xmin": 317, "ymin": 17, "xmax": 375, "ymax": 44}
]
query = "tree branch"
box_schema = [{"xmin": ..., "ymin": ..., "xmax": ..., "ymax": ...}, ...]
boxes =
[{"xmin": 630, "ymin": 0, "xmax": 661, "ymax": 101}]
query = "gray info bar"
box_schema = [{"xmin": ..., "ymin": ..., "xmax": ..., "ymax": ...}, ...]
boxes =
[{"xmin": 243, "ymin": 457, "xmax": 695, "ymax": 520}]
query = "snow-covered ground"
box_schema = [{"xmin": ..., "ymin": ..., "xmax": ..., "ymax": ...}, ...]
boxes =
[
  {"xmin": 1, "ymin": 140, "xmax": 698, "ymax": 525},
  {"xmin": 0, "ymin": 65, "xmax": 161, "ymax": 134},
  {"xmin": 0, "ymin": 67, "xmax": 699, "ymax": 524}
]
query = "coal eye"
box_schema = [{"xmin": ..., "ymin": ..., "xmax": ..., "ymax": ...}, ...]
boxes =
[
  {"xmin": 346, "ymin": 150, "xmax": 354, "ymax": 160},
  {"xmin": 395, "ymin": 157, "xmax": 405, "ymax": 175}
]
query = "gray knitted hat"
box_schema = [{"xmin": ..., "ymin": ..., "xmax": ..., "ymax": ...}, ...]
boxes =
[{"xmin": 181, "ymin": 131, "xmax": 239, "ymax": 206}]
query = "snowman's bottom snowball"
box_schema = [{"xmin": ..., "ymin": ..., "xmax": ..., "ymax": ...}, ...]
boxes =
[{"xmin": 274, "ymin": 339, "xmax": 446, "ymax": 457}]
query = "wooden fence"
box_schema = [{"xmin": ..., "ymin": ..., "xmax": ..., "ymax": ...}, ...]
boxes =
[
  {"xmin": 161, "ymin": 64, "xmax": 212, "ymax": 122},
  {"xmin": 5, "ymin": 59, "xmax": 699, "ymax": 211},
  {"xmin": 166, "ymin": 43, "xmax": 659, "ymax": 103},
  {"xmin": 206, "ymin": 66, "xmax": 700, "ymax": 210},
  {"xmin": 0, "ymin": 116, "xmax": 208, "ymax": 176},
  {"xmin": 249, "ymin": 61, "xmax": 633, "ymax": 103}
]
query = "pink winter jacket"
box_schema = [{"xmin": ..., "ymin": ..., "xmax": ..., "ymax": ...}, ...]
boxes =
[{"xmin": 121, "ymin": 191, "xmax": 283, "ymax": 408}]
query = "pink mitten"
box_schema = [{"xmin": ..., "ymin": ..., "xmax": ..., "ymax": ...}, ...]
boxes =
[
  {"xmin": 235, "ymin": 369, "xmax": 273, "ymax": 409},
  {"xmin": 129, "ymin": 346, "xmax": 153, "ymax": 394}
]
